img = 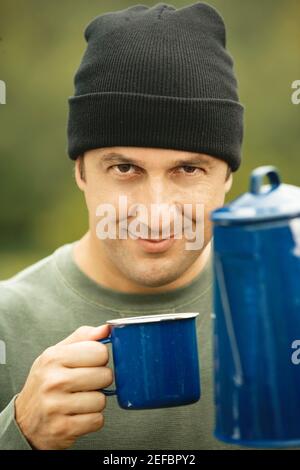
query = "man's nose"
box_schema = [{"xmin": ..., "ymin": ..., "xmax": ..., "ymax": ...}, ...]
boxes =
[
  {"xmin": 132, "ymin": 177, "xmax": 181, "ymax": 236},
  {"xmin": 142, "ymin": 176, "xmax": 173, "ymax": 206}
]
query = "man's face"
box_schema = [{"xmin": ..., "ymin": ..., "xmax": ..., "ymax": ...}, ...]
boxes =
[{"xmin": 75, "ymin": 147, "xmax": 232, "ymax": 288}]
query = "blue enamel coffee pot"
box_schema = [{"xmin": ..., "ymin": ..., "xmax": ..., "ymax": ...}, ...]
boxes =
[{"xmin": 211, "ymin": 165, "xmax": 300, "ymax": 448}]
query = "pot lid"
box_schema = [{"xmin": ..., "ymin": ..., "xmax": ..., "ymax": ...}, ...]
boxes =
[{"xmin": 211, "ymin": 165, "xmax": 300, "ymax": 225}]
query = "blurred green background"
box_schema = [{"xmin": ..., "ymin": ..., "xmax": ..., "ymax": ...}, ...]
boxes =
[{"xmin": 0, "ymin": 0, "xmax": 299, "ymax": 279}]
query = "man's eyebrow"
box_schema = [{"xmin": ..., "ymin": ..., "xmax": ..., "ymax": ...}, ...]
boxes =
[
  {"xmin": 100, "ymin": 152, "xmax": 213, "ymax": 166},
  {"xmin": 172, "ymin": 155, "xmax": 213, "ymax": 166},
  {"xmin": 100, "ymin": 153, "xmax": 138, "ymax": 165}
]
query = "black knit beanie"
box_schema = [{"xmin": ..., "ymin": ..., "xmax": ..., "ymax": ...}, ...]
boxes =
[{"xmin": 67, "ymin": 2, "xmax": 244, "ymax": 171}]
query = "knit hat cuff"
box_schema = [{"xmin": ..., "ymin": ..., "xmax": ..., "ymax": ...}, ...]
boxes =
[{"xmin": 68, "ymin": 91, "xmax": 244, "ymax": 171}]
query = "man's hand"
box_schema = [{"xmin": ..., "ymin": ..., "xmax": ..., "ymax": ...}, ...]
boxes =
[{"xmin": 15, "ymin": 325, "xmax": 113, "ymax": 450}]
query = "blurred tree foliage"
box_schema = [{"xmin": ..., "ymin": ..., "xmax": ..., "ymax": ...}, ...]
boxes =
[{"xmin": 0, "ymin": 0, "xmax": 299, "ymax": 277}]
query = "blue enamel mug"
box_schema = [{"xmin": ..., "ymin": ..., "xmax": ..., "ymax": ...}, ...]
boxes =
[{"xmin": 98, "ymin": 312, "xmax": 200, "ymax": 410}]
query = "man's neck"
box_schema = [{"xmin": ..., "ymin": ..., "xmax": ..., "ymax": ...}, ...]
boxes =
[{"xmin": 73, "ymin": 231, "xmax": 211, "ymax": 294}]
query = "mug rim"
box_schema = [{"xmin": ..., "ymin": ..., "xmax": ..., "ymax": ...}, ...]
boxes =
[{"xmin": 106, "ymin": 312, "xmax": 199, "ymax": 326}]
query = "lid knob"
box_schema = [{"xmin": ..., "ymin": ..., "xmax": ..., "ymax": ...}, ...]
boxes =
[{"xmin": 250, "ymin": 165, "xmax": 281, "ymax": 195}]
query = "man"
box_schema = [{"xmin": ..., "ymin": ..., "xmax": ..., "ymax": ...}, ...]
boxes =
[{"xmin": 0, "ymin": 3, "xmax": 244, "ymax": 449}]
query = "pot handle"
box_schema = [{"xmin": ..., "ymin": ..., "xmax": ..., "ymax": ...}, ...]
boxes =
[{"xmin": 250, "ymin": 165, "xmax": 281, "ymax": 195}]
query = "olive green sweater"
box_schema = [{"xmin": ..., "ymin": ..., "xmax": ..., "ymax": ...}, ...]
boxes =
[{"xmin": 0, "ymin": 242, "xmax": 242, "ymax": 450}]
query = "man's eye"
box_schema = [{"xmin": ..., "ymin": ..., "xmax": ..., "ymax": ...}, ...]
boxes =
[
  {"xmin": 113, "ymin": 164, "xmax": 135, "ymax": 174},
  {"xmin": 178, "ymin": 166, "xmax": 203, "ymax": 175}
]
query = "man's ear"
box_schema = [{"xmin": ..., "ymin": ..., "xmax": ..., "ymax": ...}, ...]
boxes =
[
  {"xmin": 74, "ymin": 156, "xmax": 86, "ymax": 191},
  {"xmin": 224, "ymin": 172, "xmax": 233, "ymax": 194}
]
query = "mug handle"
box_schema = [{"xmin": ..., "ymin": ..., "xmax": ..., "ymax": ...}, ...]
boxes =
[{"xmin": 98, "ymin": 337, "xmax": 117, "ymax": 396}]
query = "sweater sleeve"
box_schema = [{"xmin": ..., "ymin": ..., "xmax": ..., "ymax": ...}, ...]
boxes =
[{"xmin": 0, "ymin": 394, "xmax": 32, "ymax": 450}]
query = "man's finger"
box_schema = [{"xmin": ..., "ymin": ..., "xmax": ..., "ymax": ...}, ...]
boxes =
[
  {"xmin": 63, "ymin": 366, "xmax": 114, "ymax": 392},
  {"xmin": 57, "ymin": 324, "xmax": 110, "ymax": 346},
  {"xmin": 58, "ymin": 341, "xmax": 109, "ymax": 368},
  {"xmin": 62, "ymin": 391, "xmax": 106, "ymax": 415}
]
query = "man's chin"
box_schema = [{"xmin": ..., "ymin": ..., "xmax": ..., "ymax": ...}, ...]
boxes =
[
  {"xmin": 122, "ymin": 263, "xmax": 187, "ymax": 289},
  {"xmin": 127, "ymin": 277, "xmax": 179, "ymax": 289}
]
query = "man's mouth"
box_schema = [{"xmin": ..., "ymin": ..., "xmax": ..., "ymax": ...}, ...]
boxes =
[{"xmin": 135, "ymin": 234, "xmax": 176, "ymax": 253}]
